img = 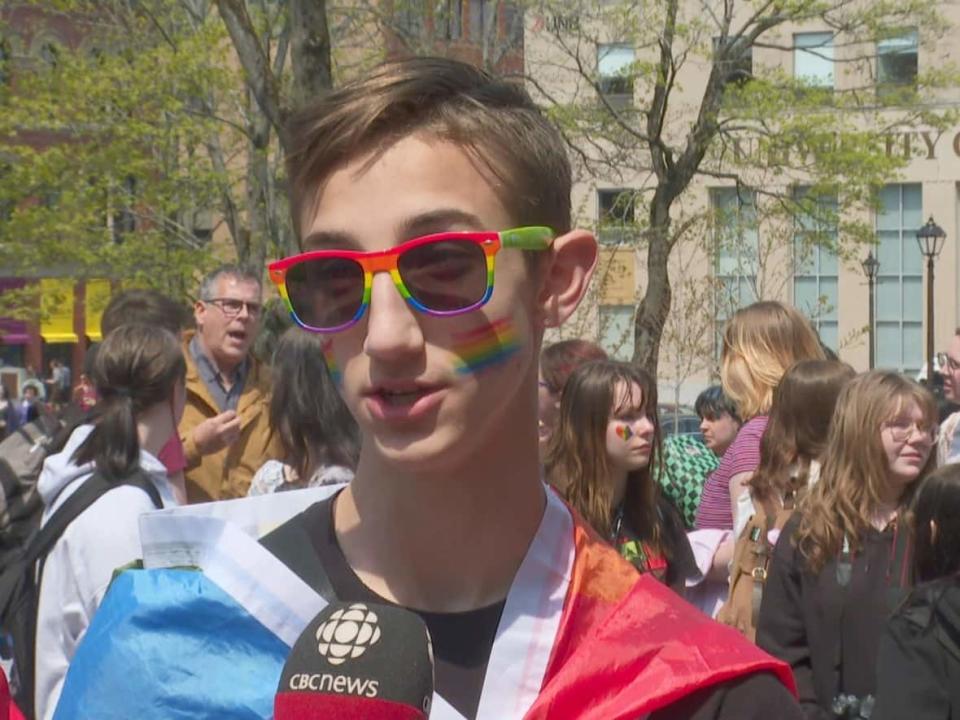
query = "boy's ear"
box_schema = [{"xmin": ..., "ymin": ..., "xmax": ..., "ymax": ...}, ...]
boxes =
[{"xmin": 537, "ymin": 229, "xmax": 598, "ymax": 329}]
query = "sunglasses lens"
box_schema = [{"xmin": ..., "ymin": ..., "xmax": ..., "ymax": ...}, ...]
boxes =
[
  {"xmin": 285, "ymin": 256, "xmax": 364, "ymax": 330},
  {"xmin": 398, "ymin": 240, "xmax": 489, "ymax": 312}
]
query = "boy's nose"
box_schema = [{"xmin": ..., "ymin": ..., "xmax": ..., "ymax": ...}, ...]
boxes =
[{"xmin": 362, "ymin": 272, "xmax": 424, "ymax": 359}]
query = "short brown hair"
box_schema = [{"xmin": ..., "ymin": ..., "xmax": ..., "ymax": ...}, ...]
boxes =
[
  {"xmin": 286, "ymin": 57, "xmax": 572, "ymax": 240},
  {"xmin": 540, "ymin": 339, "xmax": 608, "ymax": 395},
  {"xmin": 101, "ymin": 289, "xmax": 188, "ymax": 338}
]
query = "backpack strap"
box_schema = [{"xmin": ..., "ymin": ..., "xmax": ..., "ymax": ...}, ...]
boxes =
[{"xmin": 27, "ymin": 468, "xmax": 163, "ymax": 571}]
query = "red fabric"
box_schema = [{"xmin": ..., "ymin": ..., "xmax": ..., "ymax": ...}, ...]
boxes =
[
  {"xmin": 274, "ymin": 692, "xmax": 425, "ymax": 719},
  {"xmin": 525, "ymin": 510, "xmax": 796, "ymax": 720},
  {"xmin": 158, "ymin": 433, "xmax": 187, "ymax": 474},
  {"xmin": 0, "ymin": 669, "xmax": 25, "ymax": 720}
]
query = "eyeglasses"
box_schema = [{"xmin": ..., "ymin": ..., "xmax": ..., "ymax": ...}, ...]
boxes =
[
  {"xmin": 882, "ymin": 419, "xmax": 938, "ymax": 444},
  {"xmin": 268, "ymin": 226, "xmax": 554, "ymax": 333},
  {"xmin": 203, "ymin": 297, "xmax": 263, "ymax": 319},
  {"xmin": 937, "ymin": 352, "xmax": 960, "ymax": 373}
]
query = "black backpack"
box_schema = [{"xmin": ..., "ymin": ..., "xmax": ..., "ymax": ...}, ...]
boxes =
[
  {"xmin": 0, "ymin": 468, "xmax": 162, "ymax": 718},
  {"xmin": 0, "ymin": 414, "xmax": 65, "ymax": 574}
]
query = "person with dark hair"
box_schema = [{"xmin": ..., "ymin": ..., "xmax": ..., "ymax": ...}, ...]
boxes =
[
  {"xmin": 758, "ymin": 371, "xmax": 938, "ymax": 719},
  {"xmin": 247, "ymin": 328, "xmax": 359, "ymax": 494},
  {"xmin": 695, "ymin": 385, "xmax": 742, "ymax": 459},
  {"xmin": 99, "ymin": 288, "xmax": 188, "ymax": 338},
  {"xmin": 873, "ymin": 464, "xmax": 960, "ymax": 720},
  {"xmin": 537, "ymin": 339, "xmax": 607, "ymax": 454},
  {"xmin": 33, "ymin": 324, "xmax": 186, "ymax": 719},
  {"xmin": 179, "ymin": 264, "xmax": 282, "ymax": 501},
  {"xmin": 546, "ymin": 360, "xmax": 696, "ymax": 593}
]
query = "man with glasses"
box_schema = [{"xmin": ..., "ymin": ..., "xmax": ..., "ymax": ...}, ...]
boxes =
[
  {"xmin": 180, "ymin": 265, "xmax": 281, "ymax": 501},
  {"xmin": 937, "ymin": 330, "xmax": 960, "ymax": 465}
]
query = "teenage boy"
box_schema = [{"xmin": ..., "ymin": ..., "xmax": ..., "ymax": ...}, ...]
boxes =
[
  {"xmin": 51, "ymin": 58, "xmax": 800, "ymax": 720},
  {"xmin": 258, "ymin": 57, "xmax": 799, "ymax": 719}
]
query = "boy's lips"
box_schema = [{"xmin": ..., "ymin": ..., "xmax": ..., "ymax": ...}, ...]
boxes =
[{"xmin": 362, "ymin": 381, "xmax": 449, "ymax": 422}]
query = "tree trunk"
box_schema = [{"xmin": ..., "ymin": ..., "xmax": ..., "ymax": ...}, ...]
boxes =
[
  {"xmin": 633, "ymin": 197, "xmax": 673, "ymax": 378},
  {"xmin": 289, "ymin": 0, "xmax": 333, "ymax": 111}
]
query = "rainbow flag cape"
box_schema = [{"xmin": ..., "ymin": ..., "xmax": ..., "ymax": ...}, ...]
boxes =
[{"xmin": 52, "ymin": 487, "xmax": 792, "ymax": 719}]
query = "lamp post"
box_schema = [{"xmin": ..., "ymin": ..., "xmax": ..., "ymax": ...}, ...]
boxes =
[
  {"xmin": 916, "ymin": 216, "xmax": 947, "ymax": 388},
  {"xmin": 861, "ymin": 251, "xmax": 880, "ymax": 370}
]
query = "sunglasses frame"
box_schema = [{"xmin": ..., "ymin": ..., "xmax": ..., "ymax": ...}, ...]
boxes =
[{"xmin": 269, "ymin": 226, "xmax": 554, "ymax": 333}]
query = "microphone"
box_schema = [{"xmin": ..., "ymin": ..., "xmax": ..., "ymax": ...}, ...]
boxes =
[{"xmin": 275, "ymin": 601, "xmax": 434, "ymax": 719}]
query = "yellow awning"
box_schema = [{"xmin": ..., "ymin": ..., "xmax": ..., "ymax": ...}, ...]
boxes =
[
  {"xmin": 40, "ymin": 278, "xmax": 79, "ymax": 344},
  {"xmin": 84, "ymin": 279, "xmax": 112, "ymax": 341}
]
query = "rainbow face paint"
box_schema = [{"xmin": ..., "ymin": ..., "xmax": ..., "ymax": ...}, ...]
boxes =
[
  {"xmin": 616, "ymin": 423, "xmax": 634, "ymax": 441},
  {"xmin": 451, "ymin": 317, "xmax": 520, "ymax": 375}
]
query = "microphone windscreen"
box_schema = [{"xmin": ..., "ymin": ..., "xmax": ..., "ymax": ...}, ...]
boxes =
[{"xmin": 276, "ymin": 601, "xmax": 434, "ymax": 719}]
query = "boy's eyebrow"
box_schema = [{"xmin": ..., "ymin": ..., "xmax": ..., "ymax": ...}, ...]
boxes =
[
  {"xmin": 301, "ymin": 209, "xmax": 488, "ymax": 252},
  {"xmin": 398, "ymin": 209, "xmax": 487, "ymax": 239},
  {"xmin": 301, "ymin": 229, "xmax": 358, "ymax": 251}
]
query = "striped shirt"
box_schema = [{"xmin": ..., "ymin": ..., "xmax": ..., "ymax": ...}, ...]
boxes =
[{"xmin": 694, "ymin": 415, "xmax": 768, "ymax": 531}]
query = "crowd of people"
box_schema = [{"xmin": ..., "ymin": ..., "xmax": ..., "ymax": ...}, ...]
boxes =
[{"xmin": 4, "ymin": 55, "xmax": 960, "ymax": 720}]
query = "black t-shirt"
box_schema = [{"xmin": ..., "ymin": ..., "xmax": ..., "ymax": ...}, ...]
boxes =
[
  {"xmin": 262, "ymin": 494, "xmax": 802, "ymax": 720},
  {"xmin": 615, "ymin": 495, "xmax": 698, "ymax": 591},
  {"xmin": 262, "ymin": 494, "xmax": 503, "ymax": 719}
]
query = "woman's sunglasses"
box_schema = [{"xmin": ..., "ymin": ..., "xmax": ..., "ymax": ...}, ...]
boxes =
[{"xmin": 268, "ymin": 226, "xmax": 554, "ymax": 333}]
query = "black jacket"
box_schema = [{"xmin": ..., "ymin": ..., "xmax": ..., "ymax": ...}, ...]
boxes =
[
  {"xmin": 756, "ymin": 513, "xmax": 911, "ymax": 719},
  {"xmin": 873, "ymin": 576, "xmax": 960, "ymax": 720}
]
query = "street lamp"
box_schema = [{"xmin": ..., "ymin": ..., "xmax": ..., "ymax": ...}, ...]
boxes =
[
  {"xmin": 916, "ymin": 216, "xmax": 947, "ymax": 388},
  {"xmin": 861, "ymin": 251, "xmax": 880, "ymax": 370}
]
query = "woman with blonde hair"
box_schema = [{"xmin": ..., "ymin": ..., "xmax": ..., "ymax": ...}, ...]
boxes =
[
  {"xmin": 545, "ymin": 361, "xmax": 696, "ymax": 593},
  {"xmin": 757, "ymin": 371, "xmax": 937, "ymax": 719},
  {"xmin": 689, "ymin": 301, "xmax": 825, "ymax": 616}
]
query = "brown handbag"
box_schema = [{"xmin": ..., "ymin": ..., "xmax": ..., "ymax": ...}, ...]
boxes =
[{"xmin": 716, "ymin": 495, "xmax": 795, "ymax": 642}]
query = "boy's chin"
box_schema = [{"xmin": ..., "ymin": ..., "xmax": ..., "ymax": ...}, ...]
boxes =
[{"xmin": 367, "ymin": 425, "xmax": 483, "ymax": 475}]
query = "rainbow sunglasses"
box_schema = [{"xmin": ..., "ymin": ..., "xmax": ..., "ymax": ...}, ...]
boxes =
[{"xmin": 268, "ymin": 226, "xmax": 554, "ymax": 333}]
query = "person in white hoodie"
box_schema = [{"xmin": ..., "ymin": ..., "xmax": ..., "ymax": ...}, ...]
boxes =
[{"xmin": 33, "ymin": 324, "xmax": 186, "ymax": 720}]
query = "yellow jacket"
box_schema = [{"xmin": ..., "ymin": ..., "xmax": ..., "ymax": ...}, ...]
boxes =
[{"xmin": 179, "ymin": 334, "xmax": 282, "ymax": 502}]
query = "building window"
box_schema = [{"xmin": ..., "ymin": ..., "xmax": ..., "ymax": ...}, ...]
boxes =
[
  {"xmin": 597, "ymin": 43, "xmax": 634, "ymax": 105},
  {"xmin": 794, "ymin": 32, "xmax": 834, "ymax": 88},
  {"xmin": 394, "ymin": 0, "xmax": 426, "ymax": 40},
  {"xmin": 467, "ymin": 0, "xmax": 486, "ymax": 42},
  {"xmin": 597, "ymin": 188, "xmax": 635, "ymax": 244},
  {"xmin": 877, "ymin": 29, "xmax": 918, "ymax": 97},
  {"xmin": 712, "ymin": 187, "xmax": 758, "ymax": 356},
  {"xmin": 793, "ymin": 189, "xmax": 839, "ymax": 350},
  {"xmin": 599, "ymin": 304, "xmax": 634, "ymax": 361},
  {"xmin": 434, "ymin": 0, "xmax": 462, "ymax": 40},
  {"xmin": 876, "ymin": 183, "xmax": 923, "ymax": 375}
]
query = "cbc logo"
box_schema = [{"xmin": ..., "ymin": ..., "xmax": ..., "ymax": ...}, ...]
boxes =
[{"xmin": 316, "ymin": 603, "xmax": 382, "ymax": 666}]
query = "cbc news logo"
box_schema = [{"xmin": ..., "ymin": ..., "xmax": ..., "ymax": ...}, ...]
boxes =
[{"xmin": 316, "ymin": 603, "xmax": 382, "ymax": 666}]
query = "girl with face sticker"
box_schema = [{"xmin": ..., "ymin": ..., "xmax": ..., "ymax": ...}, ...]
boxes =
[
  {"xmin": 757, "ymin": 371, "xmax": 938, "ymax": 720},
  {"xmin": 545, "ymin": 360, "xmax": 697, "ymax": 594}
]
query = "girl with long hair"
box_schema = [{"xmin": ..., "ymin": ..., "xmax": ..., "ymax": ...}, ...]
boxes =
[
  {"xmin": 873, "ymin": 464, "xmax": 960, "ymax": 720},
  {"xmin": 739, "ymin": 359, "xmax": 856, "ymax": 535},
  {"xmin": 248, "ymin": 328, "xmax": 360, "ymax": 494},
  {"xmin": 718, "ymin": 360, "xmax": 854, "ymax": 638},
  {"xmin": 545, "ymin": 360, "xmax": 696, "ymax": 593},
  {"xmin": 757, "ymin": 371, "xmax": 937, "ymax": 719},
  {"xmin": 34, "ymin": 324, "xmax": 186, "ymax": 719}
]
